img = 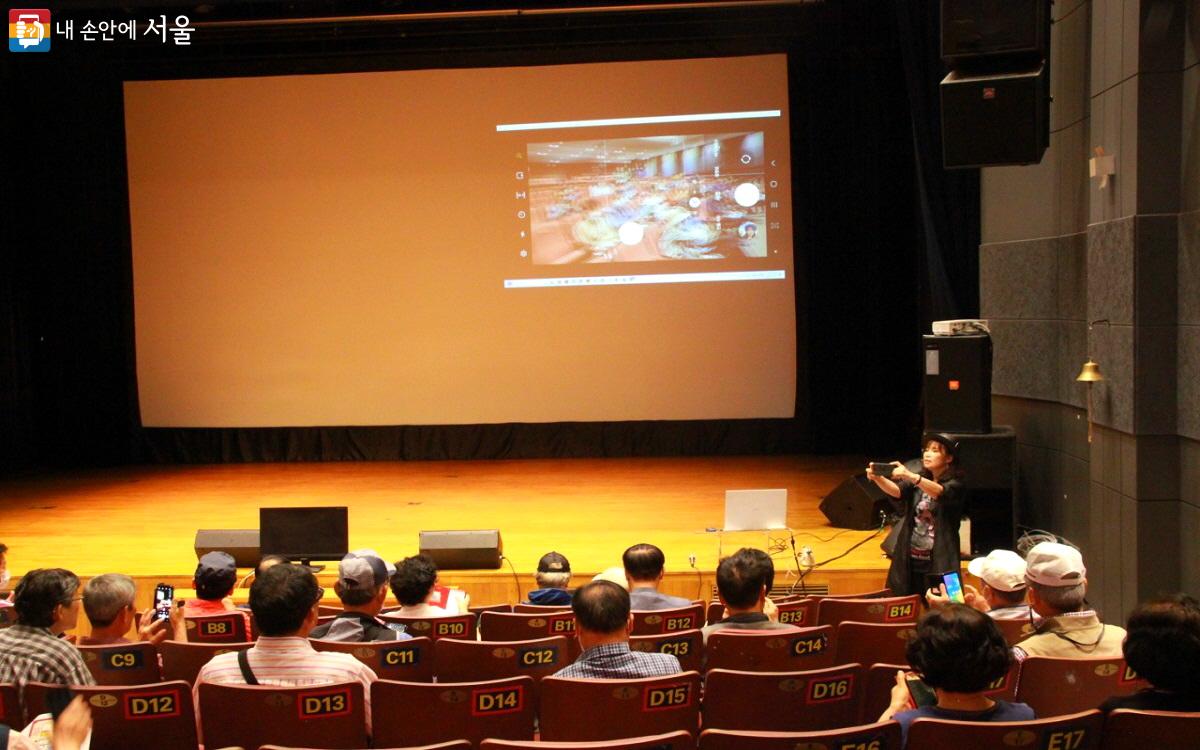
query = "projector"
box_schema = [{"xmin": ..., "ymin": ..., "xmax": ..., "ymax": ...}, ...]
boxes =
[{"xmin": 931, "ymin": 319, "xmax": 990, "ymax": 336}]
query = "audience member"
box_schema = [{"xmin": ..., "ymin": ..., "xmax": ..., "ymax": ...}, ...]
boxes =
[
  {"xmin": 553, "ymin": 580, "xmax": 682, "ymax": 678},
  {"xmin": 80, "ymin": 573, "xmax": 185, "ymax": 645},
  {"xmin": 623, "ymin": 543, "xmax": 691, "ymax": 611},
  {"xmin": 524, "ymin": 551, "xmax": 573, "ymax": 606},
  {"xmin": 880, "ymin": 604, "xmax": 1033, "ymax": 745},
  {"xmin": 194, "ymin": 564, "xmax": 376, "ymax": 732},
  {"xmin": 310, "ymin": 552, "xmax": 410, "ymax": 642},
  {"xmin": 1013, "ymin": 542, "xmax": 1125, "ymax": 660},
  {"xmin": 702, "ymin": 548, "xmax": 796, "ymax": 643},
  {"xmin": 926, "ymin": 549, "xmax": 1034, "ymax": 621},
  {"xmin": 0, "ymin": 569, "xmax": 95, "ymax": 690},
  {"xmin": 183, "ymin": 551, "xmax": 252, "ymax": 639},
  {"xmin": 591, "ymin": 567, "xmax": 629, "ymax": 590},
  {"xmin": 1100, "ymin": 594, "xmax": 1200, "ymax": 712},
  {"xmin": 389, "ymin": 554, "xmax": 468, "ymax": 617}
]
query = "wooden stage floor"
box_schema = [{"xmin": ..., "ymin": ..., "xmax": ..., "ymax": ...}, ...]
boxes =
[{"xmin": 0, "ymin": 455, "xmax": 891, "ymax": 607}]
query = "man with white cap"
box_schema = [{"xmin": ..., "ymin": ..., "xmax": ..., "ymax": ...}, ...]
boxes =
[
  {"xmin": 1012, "ymin": 541, "xmax": 1126, "ymax": 660},
  {"xmin": 926, "ymin": 549, "xmax": 1034, "ymax": 621},
  {"xmin": 309, "ymin": 552, "xmax": 410, "ymax": 642}
]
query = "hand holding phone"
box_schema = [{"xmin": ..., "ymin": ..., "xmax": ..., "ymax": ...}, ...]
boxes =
[
  {"xmin": 906, "ymin": 675, "xmax": 938, "ymax": 707},
  {"xmin": 869, "ymin": 462, "xmax": 895, "ymax": 479},
  {"xmin": 941, "ymin": 571, "xmax": 966, "ymax": 604},
  {"xmin": 153, "ymin": 583, "xmax": 174, "ymax": 621}
]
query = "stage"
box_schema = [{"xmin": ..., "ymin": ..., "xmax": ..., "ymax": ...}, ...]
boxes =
[{"xmin": 0, "ymin": 455, "xmax": 893, "ymax": 631}]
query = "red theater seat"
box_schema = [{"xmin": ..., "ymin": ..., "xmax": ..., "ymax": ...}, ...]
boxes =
[
  {"xmin": 472, "ymin": 603, "xmax": 515, "ymax": 616},
  {"xmin": 198, "ymin": 680, "xmax": 368, "ymax": 750},
  {"xmin": 77, "ymin": 641, "xmax": 162, "ymax": 685},
  {"xmin": 310, "ymin": 636, "xmax": 433, "ymax": 682},
  {"xmin": 479, "ymin": 611, "xmax": 580, "ymax": 658},
  {"xmin": 994, "ymin": 617, "xmax": 1037, "ymax": 645},
  {"xmin": 262, "ymin": 744, "xmax": 472, "ymax": 750},
  {"xmin": 481, "ymin": 731, "xmax": 695, "ymax": 750},
  {"xmin": 860, "ymin": 660, "xmax": 1020, "ymax": 724},
  {"xmin": 512, "ymin": 603, "xmax": 569, "ymax": 614},
  {"xmin": 630, "ymin": 604, "xmax": 705, "ymax": 636},
  {"xmin": 371, "ymin": 676, "xmax": 536, "ymax": 748},
  {"xmin": 702, "ymin": 665, "xmax": 864, "ymax": 732},
  {"xmin": 158, "ymin": 640, "xmax": 252, "ymax": 684},
  {"xmin": 70, "ymin": 680, "xmax": 197, "ymax": 750},
  {"xmin": 698, "ymin": 720, "xmax": 902, "ymax": 750},
  {"xmin": 833, "ymin": 622, "xmax": 916, "ymax": 667},
  {"xmin": 629, "ymin": 629, "xmax": 704, "ymax": 674},
  {"xmin": 1014, "ymin": 657, "xmax": 1148, "ymax": 717},
  {"xmin": 185, "ymin": 611, "xmax": 250, "ymax": 643},
  {"xmin": 907, "ymin": 709, "xmax": 1103, "ymax": 750},
  {"xmin": 1100, "ymin": 709, "xmax": 1200, "ymax": 750},
  {"xmin": 816, "ymin": 595, "xmax": 920, "ymax": 628},
  {"xmin": 378, "ymin": 612, "xmax": 477, "ymax": 642},
  {"xmin": 540, "ymin": 672, "xmax": 702, "ymax": 742},
  {"xmin": 772, "ymin": 599, "xmax": 819, "ymax": 628},
  {"xmin": 705, "ymin": 626, "xmax": 835, "ymax": 672},
  {"xmin": 0, "ymin": 683, "xmax": 19, "ymax": 727},
  {"xmin": 433, "ymin": 636, "xmax": 570, "ymax": 684}
]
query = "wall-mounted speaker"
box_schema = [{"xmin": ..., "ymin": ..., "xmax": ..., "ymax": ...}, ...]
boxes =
[{"xmin": 941, "ymin": 64, "xmax": 1049, "ymax": 168}]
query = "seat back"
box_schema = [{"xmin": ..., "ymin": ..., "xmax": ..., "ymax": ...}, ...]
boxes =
[
  {"xmin": 479, "ymin": 610, "xmax": 577, "ymax": 643},
  {"xmin": 310, "ymin": 637, "xmax": 433, "ymax": 682},
  {"xmin": 698, "ymin": 720, "xmax": 902, "ymax": 750},
  {"xmin": 158, "ymin": 640, "xmax": 252, "ymax": 684},
  {"xmin": 705, "ymin": 626, "xmax": 835, "ymax": 672},
  {"xmin": 994, "ymin": 617, "xmax": 1037, "ymax": 645},
  {"xmin": 630, "ymin": 629, "xmax": 704, "ymax": 674},
  {"xmin": 630, "ymin": 604, "xmax": 705, "ymax": 636},
  {"xmin": 481, "ymin": 731, "xmax": 695, "ymax": 750},
  {"xmin": 833, "ymin": 622, "xmax": 916, "ymax": 667},
  {"xmin": 512, "ymin": 603, "xmax": 569, "ymax": 614},
  {"xmin": 702, "ymin": 665, "xmax": 864, "ymax": 732},
  {"xmin": 21, "ymin": 682, "xmax": 64, "ymax": 725},
  {"xmin": 540, "ymin": 671, "xmax": 702, "ymax": 742},
  {"xmin": 261, "ymin": 743, "xmax": 473, "ymax": 750},
  {"xmin": 773, "ymin": 599, "xmax": 819, "ymax": 628},
  {"xmin": 907, "ymin": 709, "xmax": 1104, "ymax": 750},
  {"xmin": 818, "ymin": 588, "xmax": 893, "ymax": 600},
  {"xmin": 78, "ymin": 642, "xmax": 162, "ymax": 685},
  {"xmin": 472, "ymin": 603, "xmax": 515, "ymax": 616},
  {"xmin": 199, "ymin": 680, "xmax": 368, "ymax": 750},
  {"xmin": 1101, "ymin": 709, "xmax": 1200, "ymax": 750},
  {"xmin": 378, "ymin": 612, "xmax": 477, "ymax": 642},
  {"xmin": 185, "ymin": 611, "xmax": 250, "ymax": 643},
  {"xmin": 317, "ymin": 605, "xmax": 344, "ymax": 617},
  {"xmin": 433, "ymin": 636, "xmax": 570, "ymax": 684},
  {"xmin": 860, "ymin": 660, "xmax": 1022, "ymax": 724},
  {"xmin": 1015, "ymin": 657, "xmax": 1149, "ymax": 716},
  {"xmin": 706, "ymin": 601, "xmax": 724, "ymax": 625},
  {"xmin": 816, "ymin": 595, "xmax": 920, "ymax": 627},
  {"xmin": 0, "ymin": 683, "xmax": 19, "ymax": 727},
  {"xmin": 371, "ymin": 676, "xmax": 536, "ymax": 747},
  {"xmin": 72, "ymin": 680, "xmax": 197, "ymax": 750}
]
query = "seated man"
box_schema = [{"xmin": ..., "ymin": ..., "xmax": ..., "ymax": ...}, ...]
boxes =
[
  {"xmin": 183, "ymin": 551, "xmax": 252, "ymax": 640},
  {"xmin": 553, "ymin": 580, "xmax": 682, "ymax": 679},
  {"xmin": 623, "ymin": 543, "xmax": 691, "ymax": 611},
  {"xmin": 1100, "ymin": 593, "xmax": 1200, "ymax": 712},
  {"xmin": 309, "ymin": 552, "xmax": 411, "ymax": 642},
  {"xmin": 524, "ymin": 551, "xmax": 573, "ymax": 606},
  {"xmin": 80, "ymin": 573, "xmax": 185, "ymax": 645},
  {"xmin": 0, "ymin": 568, "xmax": 95, "ymax": 689},
  {"xmin": 926, "ymin": 549, "xmax": 1034, "ymax": 621},
  {"xmin": 702, "ymin": 548, "xmax": 797, "ymax": 643},
  {"xmin": 194, "ymin": 564, "xmax": 376, "ymax": 730},
  {"xmin": 389, "ymin": 554, "xmax": 468, "ymax": 617},
  {"xmin": 1013, "ymin": 542, "xmax": 1126, "ymax": 660}
]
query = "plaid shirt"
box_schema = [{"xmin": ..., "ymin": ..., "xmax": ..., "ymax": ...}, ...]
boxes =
[
  {"xmin": 554, "ymin": 642, "xmax": 682, "ymax": 679},
  {"xmin": 0, "ymin": 624, "xmax": 95, "ymax": 697}
]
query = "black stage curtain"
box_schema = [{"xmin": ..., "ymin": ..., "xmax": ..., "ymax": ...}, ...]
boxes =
[{"xmin": 1, "ymin": 1, "xmax": 948, "ymax": 472}]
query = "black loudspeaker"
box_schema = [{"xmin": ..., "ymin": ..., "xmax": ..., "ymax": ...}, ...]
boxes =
[
  {"xmin": 941, "ymin": 0, "xmax": 1050, "ymax": 65},
  {"xmin": 819, "ymin": 475, "xmax": 894, "ymax": 531},
  {"xmin": 419, "ymin": 529, "xmax": 503, "ymax": 570},
  {"xmin": 947, "ymin": 427, "xmax": 1016, "ymax": 554},
  {"xmin": 924, "ymin": 334, "xmax": 993, "ymax": 434},
  {"xmin": 194, "ymin": 529, "xmax": 260, "ymax": 568},
  {"xmin": 941, "ymin": 64, "xmax": 1049, "ymax": 168}
]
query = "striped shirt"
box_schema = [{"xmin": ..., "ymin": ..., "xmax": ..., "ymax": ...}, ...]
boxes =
[
  {"xmin": 193, "ymin": 636, "xmax": 376, "ymax": 732},
  {"xmin": 554, "ymin": 641, "xmax": 682, "ymax": 679},
  {"xmin": 0, "ymin": 624, "xmax": 95, "ymax": 715}
]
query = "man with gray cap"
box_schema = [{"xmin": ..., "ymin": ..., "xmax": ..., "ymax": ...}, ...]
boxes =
[
  {"xmin": 309, "ymin": 552, "xmax": 411, "ymax": 642},
  {"xmin": 926, "ymin": 549, "xmax": 1034, "ymax": 621},
  {"xmin": 524, "ymin": 552, "xmax": 573, "ymax": 606},
  {"xmin": 1012, "ymin": 542, "xmax": 1126, "ymax": 660},
  {"xmin": 183, "ymin": 551, "xmax": 251, "ymax": 640}
]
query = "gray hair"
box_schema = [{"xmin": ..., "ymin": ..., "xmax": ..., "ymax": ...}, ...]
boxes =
[
  {"xmin": 535, "ymin": 571, "xmax": 571, "ymax": 589},
  {"xmin": 83, "ymin": 573, "xmax": 137, "ymax": 627},
  {"xmin": 1031, "ymin": 580, "xmax": 1086, "ymax": 612}
]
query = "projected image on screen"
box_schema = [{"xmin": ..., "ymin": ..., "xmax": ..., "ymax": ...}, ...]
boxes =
[{"xmin": 526, "ymin": 133, "xmax": 769, "ymax": 265}]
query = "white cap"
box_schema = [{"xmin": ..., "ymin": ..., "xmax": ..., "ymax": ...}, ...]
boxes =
[
  {"xmin": 967, "ymin": 549, "xmax": 1027, "ymax": 592},
  {"xmin": 1024, "ymin": 542, "xmax": 1087, "ymax": 587},
  {"xmin": 351, "ymin": 548, "xmax": 395, "ymax": 577}
]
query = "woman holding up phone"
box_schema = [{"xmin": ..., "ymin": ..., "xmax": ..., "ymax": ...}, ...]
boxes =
[{"xmin": 866, "ymin": 432, "xmax": 965, "ymax": 597}]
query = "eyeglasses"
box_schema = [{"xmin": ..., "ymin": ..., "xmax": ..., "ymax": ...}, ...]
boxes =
[{"xmin": 313, "ymin": 587, "xmax": 326, "ymax": 606}]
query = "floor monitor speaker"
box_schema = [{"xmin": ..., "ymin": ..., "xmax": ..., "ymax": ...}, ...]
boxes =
[
  {"xmin": 194, "ymin": 529, "xmax": 260, "ymax": 568},
  {"xmin": 419, "ymin": 529, "xmax": 503, "ymax": 570},
  {"xmin": 819, "ymin": 474, "xmax": 894, "ymax": 531}
]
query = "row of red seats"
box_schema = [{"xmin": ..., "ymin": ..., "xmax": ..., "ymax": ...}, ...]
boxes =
[{"xmin": 0, "ymin": 656, "xmax": 1161, "ymax": 749}]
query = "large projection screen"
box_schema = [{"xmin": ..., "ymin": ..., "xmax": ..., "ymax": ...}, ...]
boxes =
[{"xmin": 125, "ymin": 54, "xmax": 797, "ymax": 427}]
